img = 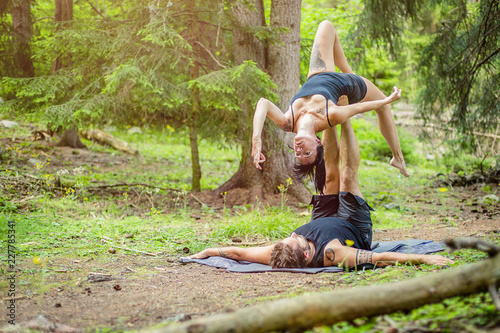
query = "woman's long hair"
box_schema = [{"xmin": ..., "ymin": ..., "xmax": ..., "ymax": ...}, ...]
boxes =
[{"xmin": 293, "ymin": 145, "xmax": 326, "ymax": 194}]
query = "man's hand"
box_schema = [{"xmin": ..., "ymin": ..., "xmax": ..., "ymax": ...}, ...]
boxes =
[
  {"xmin": 189, "ymin": 249, "xmax": 209, "ymax": 259},
  {"xmin": 252, "ymin": 137, "xmax": 266, "ymax": 170},
  {"xmin": 385, "ymin": 86, "xmax": 402, "ymax": 103}
]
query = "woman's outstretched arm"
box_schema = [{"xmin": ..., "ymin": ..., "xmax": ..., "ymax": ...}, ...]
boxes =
[
  {"xmin": 252, "ymin": 98, "xmax": 290, "ymax": 170},
  {"xmin": 189, "ymin": 245, "xmax": 275, "ymax": 265},
  {"xmin": 327, "ymin": 86, "xmax": 401, "ymax": 126}
]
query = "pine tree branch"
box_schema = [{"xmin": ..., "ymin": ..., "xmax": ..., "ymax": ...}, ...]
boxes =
[
  {"xmin": 195, "ymin": 41, "xmax": 227, "ymax": 69},
  {"xmin": 473, "ymin": 47, "xmax": 500, "ymax": 72},
  {"xmin": 84, "ymin": 0, "xmax": 108, "ymax": 20}
]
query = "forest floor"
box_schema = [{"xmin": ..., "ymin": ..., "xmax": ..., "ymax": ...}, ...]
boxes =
[
  {"xmin": 10, "ymin": 208, "xmax": 499, "ymax": 333},
  {"xmin": 1, "ymin": 122, "xmax": 499, "ymax": 333}
]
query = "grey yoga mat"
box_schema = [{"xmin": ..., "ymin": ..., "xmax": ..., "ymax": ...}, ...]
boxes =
[{"xmin": 179, "ymin": 239, "xmax": 445, "ymax": 274}]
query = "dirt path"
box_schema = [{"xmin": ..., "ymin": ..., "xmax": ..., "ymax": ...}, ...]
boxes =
[{"xmin": 8, "ymin": 206, "xmax": 499, "ymax": 332}]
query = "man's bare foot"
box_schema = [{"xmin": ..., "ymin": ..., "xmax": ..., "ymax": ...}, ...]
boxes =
[
  {"xmin": 337, "ymin": 95, "xmax": 349, "ymax": 106},
  {"xmin": 390, "ymin": 156, "xmax": 410, "ymax": 177}
]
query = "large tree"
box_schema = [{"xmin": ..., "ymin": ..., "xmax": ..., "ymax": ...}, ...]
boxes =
[
  {"xmin": 219, "ymin": 0, "xmax": 311, "ymax": 204},
  {"xmin": 11, "ymin": 0, "xmax": 34, "ymax": 77},
  {"xmin": 0, "ymin": 0, "xmax": 34, "ymax": 78}
]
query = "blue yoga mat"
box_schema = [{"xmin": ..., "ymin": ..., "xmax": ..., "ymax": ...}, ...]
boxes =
[{"xmin": 179, "ymin": 240, "xmax": 445, "ymax": 274}]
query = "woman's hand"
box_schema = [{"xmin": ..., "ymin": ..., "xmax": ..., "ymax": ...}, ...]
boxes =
[
  {"xmin": 418, "ymin": 254, "xmax": 454, "ymax": 266},
  {"xmin": 252, "ymin": 137, "xmax": 266, "ymax": 170},
  {"xmin": 189, "ymin": 249, "xmax": 209, "ymax": 259},
  {"xmin": 385, "ymin": 86, "xmax": 402, "ymax": 103}
]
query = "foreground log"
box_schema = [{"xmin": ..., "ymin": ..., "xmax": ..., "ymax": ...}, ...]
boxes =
[
  {"xmin": 147, "ymin": 246, "xmax": 500, "ymax": 333},
  {"xmin": 80, "ymin": 129, "xmax": 138, "ymax": 155}
]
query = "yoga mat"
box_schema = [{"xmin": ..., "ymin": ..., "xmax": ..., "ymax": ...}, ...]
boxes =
[{"xmin": 179, "ymin": 240, "xmax": 445, "ymax": 274}]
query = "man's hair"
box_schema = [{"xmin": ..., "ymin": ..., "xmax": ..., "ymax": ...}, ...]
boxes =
[
  {"xmin": 293, "ymin": 144, "xmax": 326, "ymax": 195},
  {"xmin": 270, "ymin": 241, "xmax": 307, "ymax": 268}
]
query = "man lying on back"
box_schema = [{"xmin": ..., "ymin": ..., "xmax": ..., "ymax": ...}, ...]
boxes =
[{"xmin": 190, "ymin": 118, "xmax": 452, "ymax": 269}]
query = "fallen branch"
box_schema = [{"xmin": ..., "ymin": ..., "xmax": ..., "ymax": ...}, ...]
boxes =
[
  {"xmin": 396, "ymin": 121, "xmax": 500, "ymax": 140},
  {"xmin": 112, "ymin": 245, "xmax": 156, "ymax": 256},
  {"xmin": 190, "ymin": 193, "xmax": 208, "ymax": 207},
  {"xmin": 445, "ymin": 237, "xmax": 500, "ymax": 257},
  {"xmin": 145, "ymin": 238, "xmax": 500, "ymax": 333},
  {"xmin": 81, "ymin": 129, "xmax": 139, "ymax": 155},
  {"xmin": 221, "ymin": 241, "xmax": 269, "ymax": 247},
  {"xmin": 84, "ymin": 182, "xmax": 183, "ymax": 192},
  {"xmin": 89, "ymin": 272, "xmax": 111, "ymax": 276}
]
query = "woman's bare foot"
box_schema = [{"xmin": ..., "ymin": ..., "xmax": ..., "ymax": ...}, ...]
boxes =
[
  {"xmin": 337, "ymin": 95, "xmax": 349, "ymax": 106},
  {"xmin": 390, "ymin": 156, "xmax": 410, "ymax": 177}
]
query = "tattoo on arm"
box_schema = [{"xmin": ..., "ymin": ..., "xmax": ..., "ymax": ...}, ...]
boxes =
[
  {"xmin": 310, "ymin": 42, "xmax": 327, "ymax": 72},
  {"xmin": 325, "ymin": 248, "xmax": 336, "ymax": 263},
  {"xmin": 218, "ymin": 248, "xmax": 233, "ymax": 259},
  {"xmin": 356, "ymin": 249, "xmax": 373, "ymax": 265}
]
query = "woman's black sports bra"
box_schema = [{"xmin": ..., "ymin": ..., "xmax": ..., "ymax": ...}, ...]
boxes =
[{"xmin": 289, "ymin": 72, "xmax": 367, "ymax": 132}]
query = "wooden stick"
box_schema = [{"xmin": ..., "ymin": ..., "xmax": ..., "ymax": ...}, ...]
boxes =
[
  {"xmin": 89, "ymin": 272, "xmax": 112, "ymax": 276},
  {"xmin": 445, "ymin": 237, "xmax": 500, "ymax": 257},
  {"xmin": 190, "ymin": 193, "xmax": 208, "ymax": 206},
  {"xmin": 221, "ymin": 241, "xmax": 269, "ymax": 247},
  {"xmin": 85, "ymin": 182, "xmax": 183, "ymax": 192},
  {"xmin": 113, "ymin": 245, "xmax": 157, "ymax": 256},
  {"xmin": 396, "ymin": 121, "xmax": 500, "ymax": 139}
]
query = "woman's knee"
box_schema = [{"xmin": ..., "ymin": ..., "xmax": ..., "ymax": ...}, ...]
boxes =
[{"xmin": 318, "ymin": 20, "xmax": 336, "ymax": 34}]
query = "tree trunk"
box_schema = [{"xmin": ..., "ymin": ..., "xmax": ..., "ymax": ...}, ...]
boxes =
[
  {"xmin": 188, "ymin": 0, "xmax": 202, "ymax": 192},
  {"xmin": 219, "ymin": 0, "xmax": 310, "ymax": 205},
  {"xmin": 11, "ymin": 0, "xmax": 34, "ymax": 77},
  {"xmin": 147, "ymin": 249, "xmax": 500, "ymax": 333},
  {"xmin": 189, "ymin": 109, "xmax": 202, "ymax": 192},
  {"xmin": 52, "ymin": 0, "xmax": 73, "ymax": 73},
  {"xmin": 51, "ymin": 0, "xmax": 84, "ymax": 149},
  {"xmin": 56, "ymin": 126, "xmax": 86, "ymax": 148}
]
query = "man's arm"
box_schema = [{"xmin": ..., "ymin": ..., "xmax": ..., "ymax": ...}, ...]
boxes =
[
  {"xmin": 189, "ymin": 245, "xmax": 275, "ymax": 265},
  {"xmin": 324, "ymin": 240, "xmax": 453, "ymax": 268}
]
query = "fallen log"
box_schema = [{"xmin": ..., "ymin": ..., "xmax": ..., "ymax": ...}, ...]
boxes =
[
  {"xmin": 80, "ymin": 129, "xmax": 138, "ymax": 155},
  {"xmin": 146, "ymin": 240, "xmax": 500, "ymax": 333}
]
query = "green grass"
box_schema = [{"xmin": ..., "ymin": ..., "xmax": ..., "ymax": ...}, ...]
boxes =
[
  {"xmin": 213, "ymin": 207, "xmax": 306, "ymax": 241},
  {"xmin": 0, "ymin": 121, "xmax": 498, "ymax": 333}
]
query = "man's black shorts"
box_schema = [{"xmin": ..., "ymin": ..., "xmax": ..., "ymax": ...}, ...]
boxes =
[{"xmin": 310, "ymin": 191, "xmax": 373, "ymax": 245}]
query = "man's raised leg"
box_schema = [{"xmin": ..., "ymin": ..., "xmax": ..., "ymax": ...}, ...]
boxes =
[
  {"xmin": 339, "ymin": 118, "xmax": 362, "ymax": 198},
  {"xmin": 321, "ymin": 96, "xmax": 349, "ymax": 195},
  {"xmin": 338, "ymin": 118, "xmax": 373, "ymax": 246}
]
